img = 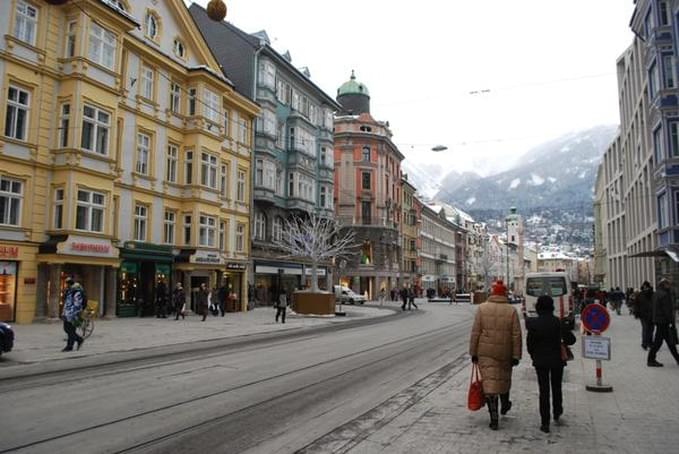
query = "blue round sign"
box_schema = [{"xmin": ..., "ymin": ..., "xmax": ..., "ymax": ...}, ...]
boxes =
[{"xmin": 581, "ymin": 304, "xmax": 610, "ymax": 333}]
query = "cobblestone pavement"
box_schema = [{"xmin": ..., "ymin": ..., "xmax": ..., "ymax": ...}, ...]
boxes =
[
  {"xmin": 322, "ymin": 310, "xmax": 679, "ymax": 454},
  {"xmin": 0, "ymin": 303, "xmax": 395, "ymax": 366}
]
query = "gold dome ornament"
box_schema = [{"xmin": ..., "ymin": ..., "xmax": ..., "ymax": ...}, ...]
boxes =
[{"xmin": 207, "ymin": 0, "xmax": 227, "ymax": 22}]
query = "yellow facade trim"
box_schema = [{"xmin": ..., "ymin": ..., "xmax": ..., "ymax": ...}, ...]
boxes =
[{"xmin": 37, "ymin": 254, "xmax": 120, "ymax": 268}]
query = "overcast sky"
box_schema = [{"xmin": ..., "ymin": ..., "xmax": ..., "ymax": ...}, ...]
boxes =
[{"xmin": 187, "ymin": 0, "xmax": 635, "ymax": 177}]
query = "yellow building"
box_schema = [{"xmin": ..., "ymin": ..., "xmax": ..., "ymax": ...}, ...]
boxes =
[{"xmin": 0, "ymin": 0, "xmax": 258, "ymax": 323}]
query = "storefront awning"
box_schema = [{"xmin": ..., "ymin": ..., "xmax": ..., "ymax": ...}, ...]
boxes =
[
  {"xmin": 37, "ymin": 253, "xmax": 121, "ymax": 267},
  {"xmin": 629, "ymin": 245, "xmax": 679, "ymax": 262}
]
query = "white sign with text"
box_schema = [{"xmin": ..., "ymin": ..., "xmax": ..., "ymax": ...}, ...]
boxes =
[{"xmin": 582, "ymin": 336, "xmax": 611, "ymax": 361}]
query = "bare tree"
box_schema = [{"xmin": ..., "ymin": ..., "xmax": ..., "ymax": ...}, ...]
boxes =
[
  {"xmin": 479, "ymin": 237, "xmax": 499, "ymax": 290},
  {"xmin": 272, "ymin": 213, "xmax": 357, "ymax": 292}
]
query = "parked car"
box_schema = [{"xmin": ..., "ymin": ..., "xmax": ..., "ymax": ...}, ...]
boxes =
[
  {"xmin": 523, "ymin": 271, "xmax": 575, "ymax": 330},
  {"xmin": 0, "ymin": 322, "xmax": 14, "ymax": 356},
  {"xmin": 333, "ymin": 285, "xmax": 367, "ymax": 305}
]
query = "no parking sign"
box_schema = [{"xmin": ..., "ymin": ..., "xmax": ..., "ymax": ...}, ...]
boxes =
[{"xmin": 581, "ymin": 303, "xmax": 610, "ymax": 334}]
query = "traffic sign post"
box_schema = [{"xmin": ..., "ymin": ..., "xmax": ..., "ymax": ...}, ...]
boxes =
[{"xmin": 581, "ymin": 304, "xmax": 613, "ymax": 393}]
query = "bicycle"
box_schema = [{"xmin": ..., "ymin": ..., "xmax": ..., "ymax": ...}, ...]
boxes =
[{"xmin": 78, "ymin": 301, "xmax": 98, "ymax": 340}]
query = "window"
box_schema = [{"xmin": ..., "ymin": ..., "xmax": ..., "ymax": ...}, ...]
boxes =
[
  {"xmin": 236, "ymin": 223, "xmax": 245, "ymax": 252},
  {"xmin": 659, "ymin": 193, "xmax": 668, "ymax": 228},
  {"xmin": 257, "ymin": 110, "xmax": 276, "ymax": 137},
  {"xmin": 164, "ymin": 210, "xmax": 175, "ymax": 244},
  {"xmin": 654, "ymin": 126, "xmax": 663, "ymax": 162},
  {"xmin": 660, "ymin": 1, "xmax": 670, "ymax": 26},
  {"xmin": 255, "ymin": 159, "xmax": 263, "ymax": 186},
  {"xmin": 219, "ymin": 220, "xmax": 225, "ymax": 250},
  {"xmin": 320, "ymin": 147, "xmax": 329, "ymax": 167},
  {"xmin": 275, "ymin": 169, "xmax": 283, "ymax": 196},
  {"xmin": 183, "ymin": 214, "xmax": 192, "ymax": 245},
  {"xmin": 53, "ymin": 188, "xmax": 64, "ymax": 229},
  {"xmin": 254, "ymin": 212, "xmax": 266, "ymax": 241},
  {"xmin": 203, "ymin": 89, "xmax": 220, "ymax": 123},
  {"xmin": 272, "ymin": 217, "xmax": 283, "ymax": 242},
  {"xmin": 65, "ymin": 20, "xmax": 77, "ymax": 57},
  {"xmin": 320, "ymin": 186, "xmax": 327, "ymax": 208},
  {"xmin": 259, "ymin": 61, "xmax": 276, "ymax": 88},
  {"xmin": 140, "ymin": 65, "xmax": 154, "ymax": 100},
  {"xmin": 170, "ymin": 83, "xmax": 181, "ymax": 114},
  {"xmin": 166, "ymin": 144, "xmax": 178, "ymax": 183},
  {"xmin": 145, "ymin": 12, "xmax": 158, "ymax": 39},
  {"xmin": 88, "ymin": 22, "xmax": 116, "ymax": 69},
  {"xmin": 239, "ymin": 118, "xmax": 248, "ymax": 143},
  {"xmin": 361, "ymin": 201, "xmax": 371, "ymax": 224},
  {"xmin": 14, "ymin": 1, "xmax": 37, "ymax": 45},
  {"xmin": 0, "ymin": 177, "xmax": 23, "ymax": 226},
  {"xmin": 649, "ymin": 62, "xmax": 660, "ymax": 98},
  {"xmin": 199, "ymin": 215, "xmax": 216, "ymax": 247},
  {"xmin": 288, "ymin": 172, "xmax": 294, "ymax": 197},
  {"xmin": 276, "ymin": 121, "xmax": 285, "ymax": 148},
  {"xmin": 75, "ymin": 189, "xmax": 104, "ymax": 232},
  {"xmin": 362, "ymin": 172, "xmax": 371, "ymax": 190},
  {"xmin": 362, "ymin": 146, "xmax": 371, "ymax": 162},
  {"xmin": 237, "ymin": 170, "xmax": 246, "ymax": 202},
  {"xmin": 4, "ymin": 85, "xmax": 30, "ymax": 141},
  {"xmin": 188, "ymin": 88, "xmax": 196, "ymax": 116},
  {"xmin": 81, "ymin": 104, "xmax": 110, "ymax": 155},
  {"xmin": 670, "ymin": 121, "xmax": 679, "ymax": 157},
  {"xmin": 223, "ymin": 109, "xmax": 230, "ymax": 138},
  {"xmin": 134, "ymin": 204, "xmax": 147, "ymax": 241},
  {"xmin": 663, "ymin": 54, "xmax": 675, "ymax": 89},
  {"xmin": 201, "ymin": 153, "xmax": 218, "ymax": 189},
  {"xmin": 173, "ymin": 39, "xmax": 185, "ymax": 58},
  {"xmin": 220, "ymin": 164, "xmax": 227, "ymax": 197},
  {"xmin": 59, "ymin": 104, "xmax": 70, "ymax": 148},
  {"xmin": 184, "ymin": 149, "xmax": 193, "ymax": 184},
  {"xmin": 136, "ymin": 133, "xmax": 150, "ymax": 175}
]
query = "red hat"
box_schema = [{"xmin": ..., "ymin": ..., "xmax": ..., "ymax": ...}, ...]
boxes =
[{"xmin": 491, "ymin": 280, "xmax": 507, "ymax": 296}]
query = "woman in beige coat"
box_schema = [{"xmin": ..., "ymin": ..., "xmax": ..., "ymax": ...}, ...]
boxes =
[{"xmin": 469, "ymin": 280, "xmax": 522, "ymax": 430}]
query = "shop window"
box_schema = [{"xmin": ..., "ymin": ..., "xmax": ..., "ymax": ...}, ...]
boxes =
[
  {"xmin": 0, "ymin": 177, "xmax": 23, "ymax": 226},
  {"xmin": 75, "ymin": 189, "xmax": 104, "ymax": 232},
  {"xmin": 0, "ymin": 261, "xmax": 17, "ymax": 322},
  {"xmin": 5, "ymin": 85, "xmax": 30, "ymax": 141},
  {"xmin": 14, "ymin": 1, "xmax": 37, "ymax": 46}
]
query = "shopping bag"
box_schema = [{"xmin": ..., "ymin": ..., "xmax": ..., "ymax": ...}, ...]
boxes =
[
  {"xmin": 467, "ymin": 363, "xmax": 485, "ymax": 411},
  {"xmin": 560, "ymin": 343, "xmax": 574, "ymax": 362}
]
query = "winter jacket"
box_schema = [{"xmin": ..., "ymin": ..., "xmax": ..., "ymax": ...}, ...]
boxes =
[
  {"xmin": 652, "ymin": 287, "xmax": 676, "ymax": 325},
  {"xmin": 526, "ymin": 313, "xmax": 576, "ymax": 369},
  {"xmin": 196, "ymin": 288, "xmax": 209, "ymax": 315},
  {"xmin": 278, "ymin": 293, "xmax": 288, "ymax": 308},
  {"xmin": 173, "ymin": 288, "xmax": 186, "ymax": 309},
  {"xmin": 637, "ymin": 288, "xmax": 653, "ymax": 321},
  {"xmin": 469, "ymin": 295, "xmax": 522, "ymax": 395},
  {"xmin": 62, "ymin": 284, "xmax": 84, "ymax": 322}
]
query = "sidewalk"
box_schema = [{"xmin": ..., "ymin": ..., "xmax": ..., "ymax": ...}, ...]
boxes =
[
  {"xmin": 0, "ymin": 304, "xmax": 393, "ymax": 367},
  {"xmin": 341, "ymin": 311, "xmax": 679, "ymax": 453}
]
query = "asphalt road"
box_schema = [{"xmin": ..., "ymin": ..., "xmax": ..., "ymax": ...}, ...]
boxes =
[{"xmin": 0, "ymin": 304, "xmax": 475, "ymax": 454}]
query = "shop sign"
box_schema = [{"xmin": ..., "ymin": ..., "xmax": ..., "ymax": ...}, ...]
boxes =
[
  {"xmin": 0, "ymin": 246, "xmax": 19, "ymax": 258},
  {"xmin": 190, "ymin": 250, "xmax": 225, "ymax": 265},
  {"xmin": 304, "ymin": 268, "xmax": 327, "ymax": 276},
  {"xmin": 226, "ymin": 262, "xmax": 247, "ymax": 271},
  {"xmin": 57, "ymin": 235, "xmax": 119, "ymax": 258},
  {"xmin": 24, "ymin": 277, "xmax": 36, "ymax": 285}
]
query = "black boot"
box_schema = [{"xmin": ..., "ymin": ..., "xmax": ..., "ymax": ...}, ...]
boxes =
[
  {"xmin": 486, "ymin": 395, "xmax": 499, "ymax": 430},
  {"xmin": 500, "ymin": 392, "xmax": 512, "ymax": 415}
]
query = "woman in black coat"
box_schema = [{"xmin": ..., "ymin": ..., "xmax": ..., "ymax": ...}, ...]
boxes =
[{"xmin": 526, "ymin": 295, "xmax": 576, "ymax": 434}]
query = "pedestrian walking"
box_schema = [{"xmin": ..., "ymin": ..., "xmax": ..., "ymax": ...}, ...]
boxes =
[
  {"xmin": 173, "ymin": 283, "xmax": 186, "ymax": 320},
  {"xmin": 647, "ymin": 278, "xmax": 679, "ymax": 367},
  {"xmin": 407, "ymin": 286, "xmax": 418, "ymax": 310},
  {"xmin": 155, "ymin": 278, "xmax": 168, "ymax": 318},
  {"xmin": 379, "ymin": 287, "xmax": 386, "ymax": 305},
  {"xmin": 526, "ymin": 295, "xmax": 576, "ymax": 434},
  {"xmin": 197, "ymin": 282, "xmax": 209, "ymax": 322},
  {"xmin": 61, "ymin": 276, "xmax": 85, "ymax": 352},
  {"xmin": 400, "ymin": 285, "xmax": 408, "ymax": 311},
  {"xmin": 635, "ymin": 281, "xmax": 654, "ymax": 350},
  {"xmin": 469, "ymin": 280, "xmax": 522, "ymax": 430},
  {"xmin": 276, "ymin": 289, "xmax": 288, "ymax": 323}
]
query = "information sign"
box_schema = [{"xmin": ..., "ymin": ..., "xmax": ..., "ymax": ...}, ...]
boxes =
[{"xmin": 582, "ymin": 336, "xmax": 611, "ymax": 360}]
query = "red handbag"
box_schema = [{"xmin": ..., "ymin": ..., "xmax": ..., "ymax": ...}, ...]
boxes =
[{"xmin": 467, "ymin": 363, "xmax": 485, "ymax": 411}]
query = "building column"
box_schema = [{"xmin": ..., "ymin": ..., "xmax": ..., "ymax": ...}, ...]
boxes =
[
  {"xmin": 34, "ymin": 264, "xmax": 49, "ymax": 321},
  {"xmin": 104, "ymin": 267, "xmax": 117, "ymax": 319},
  {"xmin": 47, "ymin": 264, "xmax": 62, "ymax": 320}
]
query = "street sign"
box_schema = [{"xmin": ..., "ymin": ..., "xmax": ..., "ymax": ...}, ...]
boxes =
[
  {"xmin": 581, "ymin": 304, "xmax": 610, "ymax": 333},
  {"xmin": 583, "ymin": 336, "xmax": 611, "ymax": 360}
]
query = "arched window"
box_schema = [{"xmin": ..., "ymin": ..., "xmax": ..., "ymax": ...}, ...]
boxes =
[
  {"xmin": 173, "ymin": 38, "xmax": 185, "ymax": 59},
  {"xmin": 145, "ymin": 11, "xmax": 159, "ymax": 40},
  {"xmin": 254, "ymin": 212, "xmax": 266, "ymax": 241},
  {"xmin": 272, "ymin": 216, "xmax": 283, "ymax": 242},
  {"xmin": 362, "ymin": 146, "xmax": 371, "ymax": 162}
]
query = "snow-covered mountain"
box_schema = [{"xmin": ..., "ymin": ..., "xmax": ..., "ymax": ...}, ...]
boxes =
[{"xmin": 401, "ymin": 161, "xmax": 449, "ymax": 199}]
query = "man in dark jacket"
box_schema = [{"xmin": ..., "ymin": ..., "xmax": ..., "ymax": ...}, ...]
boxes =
[
  {"xmin": 400, "ymin": 285, "xmax": 408, "ymax": 311},
  {"xmin": 526, "ymin": 295, "xmax": 576, "ymax": 433},
  {"xmin": 647, "ymin": 278, "xmax": 679, "ymax": 367},
  {"xmin": 636, "ymin": 281, "xmax": 654, "ymax": 350}
]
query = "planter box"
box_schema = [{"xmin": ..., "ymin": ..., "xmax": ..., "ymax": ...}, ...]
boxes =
[{"xmin": 293, "ymin": 292, "xmax": 335, "ymax": 315}]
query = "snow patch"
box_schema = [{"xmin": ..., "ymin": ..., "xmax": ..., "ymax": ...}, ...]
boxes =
[
  {"xmin": 509, "ymin": 178, "xmax": 521, "ymax": 189},
  {"xmin": 560, "ymin": 146, "xmax": 571, "ymax": 153},
  {"xmin": 466, "ymin": 197, "xmax": 476, "ymax": 205},
  {"xmin": 578, "ymin": 170, "xmax": 587, "ymax": 179},
  {"xmin": 530, "ymin": 174, "xmax": 545, "ymax": 186},
  {"xmin": 548, "ymin": 177, "xmax": 557, "ymax": 183}
]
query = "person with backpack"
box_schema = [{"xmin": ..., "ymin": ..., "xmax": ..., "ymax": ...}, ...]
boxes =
[{"xmin": 61, "ymin": 276, "xmax": 85, "ymax": 352}]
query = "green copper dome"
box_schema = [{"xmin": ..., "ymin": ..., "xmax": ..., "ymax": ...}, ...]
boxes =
[{"xmin": 337, "ymin": 70, "xmax": 370, "ymax": 97}]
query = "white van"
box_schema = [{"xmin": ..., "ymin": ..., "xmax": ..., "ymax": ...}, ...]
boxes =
[
  {"xmin": 523, "ymin": 272, "xmax": 575, "ymax": 330},
  {"xmin": 333, "ymin": 285, "xmax": 367, "ymax": 305}
]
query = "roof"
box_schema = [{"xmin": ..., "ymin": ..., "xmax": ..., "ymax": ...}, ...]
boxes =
[{"xmin": 337, "ymin": 70, "xmax": 370, "ymax": 97}]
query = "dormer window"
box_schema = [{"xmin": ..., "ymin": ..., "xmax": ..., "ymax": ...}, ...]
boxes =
[
  {"xmin": 173, "ymin": 39, "xmax": 185, "ymax": 59},
  {"xmin": 145, "ymin": 11, "xmax": 159, "ymax": 40}
]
